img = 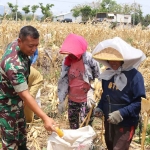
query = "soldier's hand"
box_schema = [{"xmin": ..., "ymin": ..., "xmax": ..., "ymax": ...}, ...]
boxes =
[{"xmin": 43, "ymin": 117, "xmax": 56, "ymax": 132}]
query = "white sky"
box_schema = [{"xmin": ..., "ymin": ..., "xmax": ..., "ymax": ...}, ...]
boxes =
[{"xmin": 0, "ymin": 0, "xmax": 149, "ymax": 16}]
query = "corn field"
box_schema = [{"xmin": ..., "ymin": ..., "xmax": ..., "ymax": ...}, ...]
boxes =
[{"xmin": 1, "ymin": 20, "xmax": 150, "ymax": 150}]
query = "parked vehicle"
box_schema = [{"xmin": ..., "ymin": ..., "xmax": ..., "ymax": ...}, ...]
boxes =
[
  {"xmin": 96, "ymin": 12, "xmax": 131, "ymax": 24},
  {"xmin": 61, "ymin": 18, "xmax": 72, "ymax": 23}
]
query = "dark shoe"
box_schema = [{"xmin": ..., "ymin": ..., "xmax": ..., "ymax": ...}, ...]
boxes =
[{"xmin": 18, "ymin": 144, "xmax": 29, "ymax": 150}]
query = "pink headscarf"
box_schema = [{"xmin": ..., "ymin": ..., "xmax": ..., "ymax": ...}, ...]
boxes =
[{"xmin": 60, "ymin": 33, "xmax": 88, "ymax": 59}]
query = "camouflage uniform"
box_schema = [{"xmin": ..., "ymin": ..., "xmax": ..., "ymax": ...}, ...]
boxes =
[{"xmin": 0, "ymin": 41, "xmax": 30, "ymax": 150}]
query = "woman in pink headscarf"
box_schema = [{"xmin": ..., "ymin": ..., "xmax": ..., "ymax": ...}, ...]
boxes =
[{"xmin": 57, "ymin": 33, "xmax": 101, "ymax": 129}]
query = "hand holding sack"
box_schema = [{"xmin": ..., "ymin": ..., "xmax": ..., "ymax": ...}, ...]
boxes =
[
  {"xmin": 107, "ymin": 110, "xmax": 123, "ymax": 124},
  {"xmin": 87, "ymin": 88, "xmax": 96, "ymax": 108},
  {"xmin": 94, "ymin": 107, "xmax": 103, "ymax": 118}
]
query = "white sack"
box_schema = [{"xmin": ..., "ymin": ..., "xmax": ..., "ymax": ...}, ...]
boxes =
[
  {"xmin": 47, "ymin": 125, "xmax": 96, "ymax": 150},
  {"xmin": 36, "ymin": 89, "xmax": 41, "ymax": 108}
]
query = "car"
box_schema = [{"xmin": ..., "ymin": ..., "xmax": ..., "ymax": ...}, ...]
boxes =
[{"xmin": 61, "ymin": 18, "xmax": 72, "ymax": 23}]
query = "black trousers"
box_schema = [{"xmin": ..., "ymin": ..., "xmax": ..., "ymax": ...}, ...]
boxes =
[{"xmin": 104, "ymin": 121, "xmax": 135, "ymax": 150}]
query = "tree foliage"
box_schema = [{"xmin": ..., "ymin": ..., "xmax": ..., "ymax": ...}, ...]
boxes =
[
  {"xmin": 71, "ymin": 0, "xmax": 146, "ymax": 25},
  {"xmin": 72, "ymin": 5, "xmax": 97, "ymax": 21},
  {"xmin": 4, "ymin": 0, "xmax": 149, "ymax": 26},
  {"xmin": 142, "ymin": 14, "xmax": 150, "ymax": 27},
  {"xmin": 31, "ymin": 5, "xmax": 39, "ymax": 14},
  {"xmin": 90, "ymin": 8, "xmax": 98, "ymax": 18},
  {"xmin": 22, "ymin": 5, "xmax": 30, "ymax": 20},
  {"xmin": 71, "ymin": 5, "xmax": 81, "ymax": 18},
  {"xmin": 7, "ymin": 2, "xmax": 18, "ymax": 20},
  {"xmin": 31, "ymin": 5, "xmax": 39, "ymax": 20},
  {"xmin": 7, "ymin": 2, "xmax": 18, "ymax": 13},
  {"xmin": 99, "ymin": 0, "xmax": 120, "ymax": 13},
  {"xmin": 80, "ymin": 5, "xmax": 92, "ymax": 21},
  {"xmin": 13, "ymin": 11, "xmax": 23, "ymax": 20},
  {"xmin": 39, "ymin": 3, "xmax": 54, "ymax": 20},
  {"xmin": 22, "ymin": 5, "xmax": 30, "ymax": 15},
  {"xmin": 6, "ymin": 11, "xmax": 22, "ymax": 20}
]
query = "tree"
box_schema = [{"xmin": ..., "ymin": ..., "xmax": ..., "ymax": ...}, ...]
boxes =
[
  {"xmin": 13, "ymin": 11, "xmax": 22, "ymax": 20},
  {"xmin": 99, "ymin": 1, "xmax": 143, "ymax": 25},
  {"xmin": 131, "ymin": 9, "xmax": 143, "ymax": 25},
  {"xmin": 6, "ymin": 11, "xmax": 22, "ymax": 20},
  {"xmin": 22, "ymin": 5, "xmax": 30, "ymax": 20},
  {"xmin": 120, "ymin": 2, "xmax": 143, "ymax": 25},
  {"xmin": 31, "ymin": 5, "xmax": 39, "ymax": 20},
  {"xmin": 7, "ymin": 2, "xmax": 18, "ymax": 13},
  {"xmin": 131, "ymin": 3, "xmax": 143, "ymax": 25},
  {"xmin": 90, "ymin": 8, "xmax": 98, "ymax": 18},
  {"xmin": 80, "ymin": 5, "xmax": 92, "ymax": 21},
  {"xmin": 99, "ymin": 0, "xmax": 120, "ymax": 13},
  {"xmin": 131, "ymin": 13, "xmax": 140, "ymax": 25},
  {"xmin": 71, "ymin": 5, "xmax": 81, "ymax": 19},
  {"xmin": 39, "ymin": 3, "xmax": 54, "ymax": 20},
  {"xmin": 142, "ymin": 14, "xmax": 150, "ymax": 27},
  {"xmin": 26, "ymin": 14, "xmax": 33, "ymax": 21},
  {"xmin": 7, "ymin": 2, "xmax": 18, "ymax": 20},
  {"xmin": 120, "ymin": 4, "xmax": 133, "ymax": 14}
]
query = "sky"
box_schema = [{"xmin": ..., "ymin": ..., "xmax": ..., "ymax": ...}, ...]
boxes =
[{"xmin": 0, "ymin": 0, "xmax": 149, "ymax": 16}]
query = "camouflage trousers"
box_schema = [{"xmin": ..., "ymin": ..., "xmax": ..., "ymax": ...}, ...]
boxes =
[
  {"xmin": 68, "ymin": 100, "xmax": 94, "ymax": 129},
  {"xmin": 0, "ymin": 102, "xmax": 26, "ymax": 150}
]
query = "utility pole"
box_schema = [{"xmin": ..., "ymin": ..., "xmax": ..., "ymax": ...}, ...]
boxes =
[
  {"xmin": 16, "ymin": 0, "xmax": 18, "ymax": 21},
  {"xmin": 133, "ymin": 0, "xmax": 135, "ymax": 26}
]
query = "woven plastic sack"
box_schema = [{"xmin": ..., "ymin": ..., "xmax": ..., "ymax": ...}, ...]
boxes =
[
  {"xmin": 35, "ymin": 89, "xmax": 41, "ymax": 108},
  {"xmin": 47, "ymin": 125, "xmax": 96, "ymax": 150}
]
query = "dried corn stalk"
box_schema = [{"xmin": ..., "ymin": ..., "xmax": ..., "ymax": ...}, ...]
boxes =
[{"xmin": 141, "ymin": 97, "xmax": 150, "ymax": 150}]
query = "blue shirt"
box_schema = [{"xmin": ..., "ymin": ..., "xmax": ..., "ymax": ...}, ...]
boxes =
[
  {"xmin": 98, "ymin": 68, "xmax": 146, "ymax": 127},
  {"xmin": 30, "ymin": 50, "xmax": 38, "ymax": 64}
]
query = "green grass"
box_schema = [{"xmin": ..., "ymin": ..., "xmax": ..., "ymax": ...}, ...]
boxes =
[
  {"xmin": 135, "ymin": 123, "xmax": 150, "ymax": 145},
  {"xmin": 0, "ymin": 142, "xmax": 2, "ymax": 148}
]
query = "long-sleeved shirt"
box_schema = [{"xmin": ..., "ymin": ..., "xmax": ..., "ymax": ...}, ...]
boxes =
[
  {"xmin": 98, "ymin": 68, "xmax": 146, "ymax": 127},
  {"xmin": 58, "ymin": 52, "xmax": 101, "ymax": 102}
]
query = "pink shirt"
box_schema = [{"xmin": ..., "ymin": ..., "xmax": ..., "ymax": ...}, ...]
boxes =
[{"xmin": 68, "ymin": 58, "xmax": 90, "ymax": 102}]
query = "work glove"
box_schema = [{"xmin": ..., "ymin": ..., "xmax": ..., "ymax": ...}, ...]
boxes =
[
  {"xmin": 58, "ymin": 101, "xmax": 65, "ymax": 114},
  {"xmin": 87, "ymin": 88, "xmax": 96, "ymax": 108},
  {"xmin": 94, "ymin": 107, "xmax": 103, "ymax": 118},
  {"xmin": 107, "ymin": 110, "xmax": 123, "ymax": 124}
]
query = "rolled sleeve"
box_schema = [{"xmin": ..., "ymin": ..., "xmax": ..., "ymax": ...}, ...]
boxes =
[{"xmin": 13, "ymin": 82, "xmax": 28, "ymax": 92}]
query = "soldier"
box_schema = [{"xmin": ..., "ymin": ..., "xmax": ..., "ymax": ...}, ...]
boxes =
[{"xmin": 0, "ymin": 26, "xmax": 55, "ymax": 150}]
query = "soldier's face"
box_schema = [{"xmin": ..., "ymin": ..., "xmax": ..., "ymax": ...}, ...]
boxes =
[
  {"xmin": 108, "ymin": 61, "xmax": 123, "ymax": 70},
  {"xmin": 18, "ymin": 36, "xmax": 39, "ymax": 56}
]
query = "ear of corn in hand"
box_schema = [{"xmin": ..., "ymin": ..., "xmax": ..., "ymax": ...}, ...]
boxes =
[{"xmin": 55, "ymin": 127, "xmax": 64, "ymax": 137}]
